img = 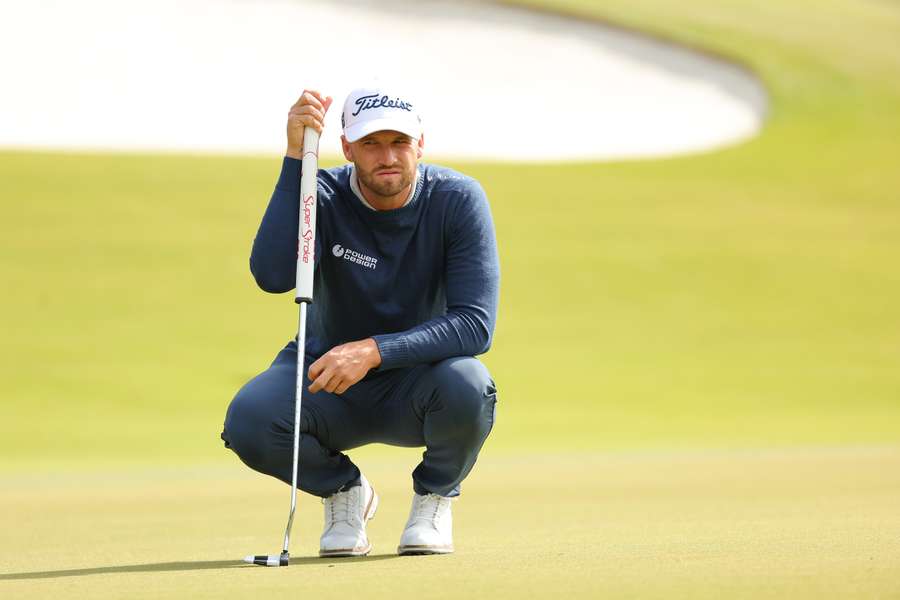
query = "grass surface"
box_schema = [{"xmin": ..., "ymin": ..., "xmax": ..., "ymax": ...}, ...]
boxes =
[
  {"xmin": 2, "ymin": 0, "xmax": 900, "ymax": 597},
  {"xmin": 2, "ymin": 448, "xmax": 899, "ymax": 598}
]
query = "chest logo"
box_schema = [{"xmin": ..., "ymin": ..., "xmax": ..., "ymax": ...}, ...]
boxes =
[{"xmin": 332, "ymin": 244, "xmax": 378, "ymax": 270}]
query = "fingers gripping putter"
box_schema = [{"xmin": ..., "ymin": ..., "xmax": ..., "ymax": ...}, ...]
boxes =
[{"xmin": 245, "ymin": 127, "xmax": 320, "ymax": 567}]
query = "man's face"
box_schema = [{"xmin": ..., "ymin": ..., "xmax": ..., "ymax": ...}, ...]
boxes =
[{"xmin": 342, "ymin": 130, "xmax": 424, "ymax": 199}]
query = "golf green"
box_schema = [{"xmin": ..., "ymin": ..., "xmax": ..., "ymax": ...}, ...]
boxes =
[
  {"xmin": 2, "ymin": 0, "xmax": 900, "ymax": 597},
  {"xmin": 2, "ymin": 448, "xmax": 899, "ymax": 598}
]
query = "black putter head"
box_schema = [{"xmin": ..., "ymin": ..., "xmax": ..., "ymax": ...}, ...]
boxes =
[{"xmin": 244, "ymin": 552, "xmax": 290, "ymax": 567}]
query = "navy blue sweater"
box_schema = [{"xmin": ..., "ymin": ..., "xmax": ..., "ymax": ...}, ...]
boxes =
[{"xmin": 250, "ymin": 157, "xmax": 500, "ymax": 370}]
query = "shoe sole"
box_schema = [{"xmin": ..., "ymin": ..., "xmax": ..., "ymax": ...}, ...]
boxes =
[
  {"xmin": 396, "ymin": 544, "xmax": 454, "ymax": 556},
  {"xmin": 318, "ymin": 490, "xmax": 379, "ymax": 558}
]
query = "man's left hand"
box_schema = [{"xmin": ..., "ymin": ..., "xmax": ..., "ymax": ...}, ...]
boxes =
[{"xmin": 307, "ymin": 338, "xmax": 383, "ymax": 395}]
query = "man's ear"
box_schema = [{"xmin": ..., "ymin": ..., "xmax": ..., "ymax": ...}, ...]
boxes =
[
  {"xmin": 416, "ymin": 134, "xmax": 425, "ymax": 159},
  {"xmin": 341, "ymin": 135, "xmax": 353, "ymax": 161}
]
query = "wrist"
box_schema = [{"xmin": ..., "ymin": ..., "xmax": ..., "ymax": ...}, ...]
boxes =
[
  {"xmin": 366, "ymin": 338, "xmax": 382, "ymax": 369},
  {"xmin": 286, "ymin": 146, "xmax": 302, "ymax": 160}
]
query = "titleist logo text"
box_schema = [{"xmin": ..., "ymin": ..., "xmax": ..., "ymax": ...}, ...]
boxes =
[{"xmin": 351, "ymin": 94, "xmax": 413, "ymax": 117}]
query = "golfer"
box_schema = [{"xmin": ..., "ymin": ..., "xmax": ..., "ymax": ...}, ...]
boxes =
[{"xmin": 221, "ymin": 87, "xmax": 500, "ymax": 557}]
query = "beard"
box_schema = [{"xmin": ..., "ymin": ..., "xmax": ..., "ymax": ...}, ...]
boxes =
[{"xmin": 356, "ymin": 164, "xmax": 414, "ymax": 199}]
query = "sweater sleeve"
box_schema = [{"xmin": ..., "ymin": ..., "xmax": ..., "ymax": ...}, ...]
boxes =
[
  {"xmin": 249, "ymin": 157, "xmax": 316, "ymax": 294},
  {"xmin": 372, "ymin": 182, "xmax": 500, "ymax": 369}
]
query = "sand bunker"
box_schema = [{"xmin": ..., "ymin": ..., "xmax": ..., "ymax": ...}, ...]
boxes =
[{"xmin": 0, "ymin": 0, "xmax": 766, "ymax": 160}]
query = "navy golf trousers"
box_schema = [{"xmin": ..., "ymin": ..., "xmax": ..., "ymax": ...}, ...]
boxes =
[{"xmin": 221, "ymin": 340, "xmax": 497, "ymax": 498}]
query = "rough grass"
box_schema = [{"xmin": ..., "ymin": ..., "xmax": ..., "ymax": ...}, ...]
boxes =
[{"xmin": 3, "ymin": 2, "xmax": 900, "ymax": 464}]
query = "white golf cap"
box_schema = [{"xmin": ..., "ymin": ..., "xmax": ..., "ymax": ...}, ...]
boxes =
[{"xmin": 341, "ymin": 87, "xmax": 422, "ymax": 143}]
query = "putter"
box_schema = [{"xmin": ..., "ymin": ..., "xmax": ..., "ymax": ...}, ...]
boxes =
[{"xmin": 244, "ymin": 126, "xmax": 320, "ymax": 567}]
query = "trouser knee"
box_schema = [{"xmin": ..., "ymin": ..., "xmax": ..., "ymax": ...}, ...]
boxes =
[
  {"xmin": 428, "ymin": 357, "xmax": 497, "ymax": 437},
  {"xmin": 221, "ymin": 389, "xmax": 270, "ymax": 469}
]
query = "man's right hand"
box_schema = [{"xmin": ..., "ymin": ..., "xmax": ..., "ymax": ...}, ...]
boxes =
[{"xmin": 286, "ymin": 90, "xmax": 333, "ymax": 159}]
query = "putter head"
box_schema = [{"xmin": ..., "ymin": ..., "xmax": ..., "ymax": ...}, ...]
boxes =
[{"xmin": 244, "ymin": 552, "xmax": 289, "ymax": 567}]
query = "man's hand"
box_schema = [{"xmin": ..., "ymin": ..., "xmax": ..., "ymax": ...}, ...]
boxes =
[
  {"xmin": 308, "ymin": 338, "xmax": 382, "ymax": 395},
  {"xmin": 286, "ymin": 90, "xmax": 333, "ymax": 159}
]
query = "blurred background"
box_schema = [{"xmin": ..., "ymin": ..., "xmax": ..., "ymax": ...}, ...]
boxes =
[
  {"xmin": 3, "ymin": 1, "xmax": 899, "ymax": 596},
  {"xmin": 1, "ymin": 0, "xmax": 898, "ymax": 471}
]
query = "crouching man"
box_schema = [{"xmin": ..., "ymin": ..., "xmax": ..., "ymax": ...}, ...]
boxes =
[{"xmin": 221, "ymin": 86, "xmax": 500, "ymax": 556}]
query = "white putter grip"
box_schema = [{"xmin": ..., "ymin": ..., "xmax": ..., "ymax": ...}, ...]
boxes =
[{"xmin": 295, "ymin": 127, "xmax": 320, "ymax": 304}]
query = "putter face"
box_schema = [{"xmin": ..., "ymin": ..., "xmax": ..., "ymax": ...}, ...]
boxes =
[{"xmin": 244, "ymin": 553, "xmax": 289, "ymax": 567}]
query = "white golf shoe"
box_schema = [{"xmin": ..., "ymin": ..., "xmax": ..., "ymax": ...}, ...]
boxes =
[
  {"xmin": 319, "ymin": 474, "xmax": 378, "ymax": 557},
  {"xmin": 397, "ymin": 492, "xmax": 454, "ymax": 555}
]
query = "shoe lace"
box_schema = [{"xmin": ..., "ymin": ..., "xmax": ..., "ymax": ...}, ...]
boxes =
[
  {"xmin": 323, "ymin": 488, "xmax": 354, "ymax": 527},
  {"xmin": 412, "ymin": 493, "xmax": 449, "ymax": 527}
]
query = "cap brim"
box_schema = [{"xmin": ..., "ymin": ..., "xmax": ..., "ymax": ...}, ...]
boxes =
[{"xmin": 344, "ymin": 117, "xmax": 421, "ymax": 143}]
